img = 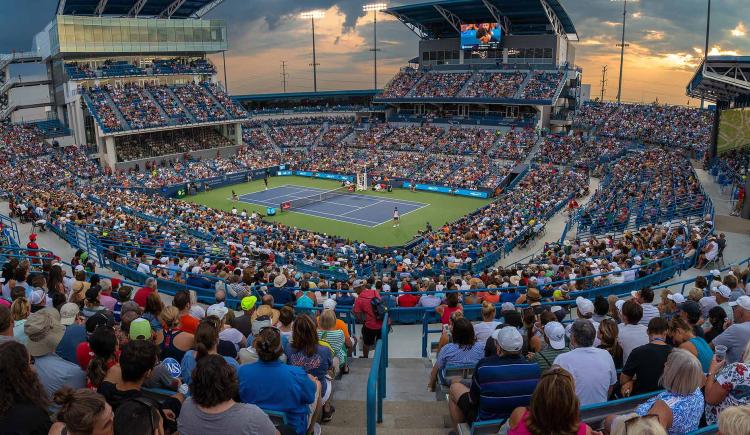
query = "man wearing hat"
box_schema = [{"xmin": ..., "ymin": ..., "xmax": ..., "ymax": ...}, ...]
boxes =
[
  {"xmin": 25, "ymin": 308, "xmax": 86, "ymax": 401},
  {"xmin": 231, "ymin": 296, "xmax": 257, "ymax": 337},
  {"xmin": 532, "ymin": 321, "xmax": 570, "ymax": 371},
  {"xmin": 554, "ymin": 319, "xmax": 617, "ymax": 405},
  {"xmin": 565, "ymin": 297, "xmax": 601, "ymax": 346},
  {"xmin": 55, "ymin": 303, "xmax": 88, "ymax": 364},
  {"xmin": 448, "ymin": 327, "xmax": 540, "ymax": 430},
  {"xmin": 713, "ymin": 285, "xmax": 734, "ymax": 323},
  {"xmin": 252, "ymin": 295, "xmax": 281, "ymax": 325},
  {"xmin": 713, "ymin": 295, "xmax": 750, "ymax": 364},
  {"xmin": 269, "ymin": 273, "xmax": 293, "ymax": 305}
]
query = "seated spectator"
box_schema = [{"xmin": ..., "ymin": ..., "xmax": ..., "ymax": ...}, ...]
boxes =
[
  {"xmin": 507, "ymin": 367, "xmax": 595, "ymax": 435},
  {"xmin": 554, "ymin": 319, "xmax": 617, "ymax": 405},
  {"xmin": 620, "ymin": 317, "xmax": 672, "ymax": 397},
  {"xmin": 159, "ymin": 306, "xmax": 195, "ymax": 362},
  {"xmin": 473, "ymin": 301, "xmax": 500, "ymax": 342},
  {"xmin": 618, "ymin": 300, "xmax": 649, "ymax": 364},
  {"xmin": 0, "ymin": 341, "xmax": 52, "ymax": 434},
  {"xmin": 428, "ymin": 317, "xmax": 484, "ymax": 390},
  {"xmin": 704, "ymin": 340, "xmax": 750, "ymax": 424},
  {"xmin": 712, "ymin": 295, "xmax": 750, "ymax": 363},
  {"xmin": 717, "ymin": 405, "xmax": 750, "ymax": 435},
  {"xmin": 704, "ymin": 306, "xmax": 728, "ymax": 343},
  {"xmin": 180, "ymin": 316, "xmax": 239, "ymax": 386},
  {"xmin": 49, "ymin": 387, "xmax": 113, "ymax": 435},
  {"xmin": 177, "ymin": 354, "xmax": 277, "ymax": 435},
  {"xmin": 610, "ymin": 349, "xmax": 704, "ymax": 435},
  {"xmin": 436, "ymin": 292, "xmax": 463, "ymax": 325},
  {"xmin": 86, "ymin": 325, "xmax": 120, "ymax": 389},
  {"xmin": 532, "ymin": 321, "xmax": 570, "ymax": 372},
  {"xmin": 238, "ymin": 327, "xmax": 319, "ymax": 435},
  {"xmin": 609, "ymin": 414, "xmax": 667, "ymax": 435},
  {"xmin": 668, "ymin": 317, "xmax": 713, "ymax": 372},
  {"xmin": 632, "ymin": 288, "xmax": 660, "ymax": 326},
  {"xmin": 173, "ymin": 290, "xmax": 199, "ymax": 335},
  {"xmin": 679, "ymin": 300, "xmax": 706, "ymax": 339},
  {"xmin": 597, "ymin": 318, "xmax": 624, "ymax": 370},
  {"xmin": 317, "ymin": 309, "xmax": 347, "ymax": 375},
  {"xmin": 285, "ymin": 314, "xmax": 334, "ymax": 422},
  {"xmin": 448, "ymin": 327, "xmax": 540, "ymax": 430},
  {"xmin": 113, "ymin": 397, "xmax": 165, "ymax": 435}
]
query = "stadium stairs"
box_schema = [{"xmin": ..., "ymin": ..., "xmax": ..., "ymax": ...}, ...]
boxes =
[
  {"xmin": 103, "ymin": 90, "xmax": 132, "ymax": 130},
  {"xmin": 262, "ymin": 123, "xmax": 283, "ymax": 150},
  {"xmin": 456, "ymin": 72, "xmax": 478, "ymax": 96},
  {"xmin": 164, "ymin": 87, "xmax": 198, "ymax": 124},
  {"xmin": 328, "ymin": 357, "xmax": 448, "ymax": 435},
  {"xmin": 141, "ymin": 88, "xmax": 172, "ymax": 124},
  {"xmin": 201, "ymin": 85, "xmax": 233, "ymax": 119},
  {"xmin": 512, "ymin": 73, "xmax": 533, "ymax": 99}
]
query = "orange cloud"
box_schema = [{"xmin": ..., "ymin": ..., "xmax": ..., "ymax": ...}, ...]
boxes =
[{"xmin": 731, "ymin": 22, "xmax": 747, "ymax": 37}]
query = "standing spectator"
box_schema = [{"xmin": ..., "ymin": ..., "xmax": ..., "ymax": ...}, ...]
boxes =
[
  {"xmin": 532, "ymin": 321, "xmax": 570, "ymax": 372},
  {"xmin": 704, "ymin": 341, "xmax": 750, "ymax": 424},
  {"xmin": 619, "ymin": 317, "xmax": 672, "ymax": 397},
  {"xmin": 0, "ymin": 341, "xmax": 52, "ymax": 434},
  {"xmin": 49, "ymin": 387, "xmax": 113, "ymax": 435},
  {"xmin": 554, "ymin": 319, "xmax": 617, "ymax": 405},
  {"xmin": 238, "ymin": 327, "xmax": 319, "ymax": 435},
  {"xmin": 626, "ymin": 349, "xmax": 704, "ymax": 434},
  {"xmin": 713, "ymin": 295, "xmax": 750, "ymax": 363},
  {"xmin": 668, "ymin": 317, "xmax": 713, "ymax": 372},
  {"xmin": 24, "ymin": 308, "xmax": 86, "ymax": 403},
  {"xmin": 507, "ymin": 367, "xmax": 595, "ymax": 435},
  {"xmin": 178, "ymin": 354, "xmax": 277, "ymax": 435},
  {"xmin": 617, "ymin": 300, "xmax": 649, "ymax": 363},
  {"xmin": 448, "ymin": 327, "xmax": 540, "ymax": 430},
  {"xmin": 352, "ymin": 279, "xmax": 383, "ymax": 358}
]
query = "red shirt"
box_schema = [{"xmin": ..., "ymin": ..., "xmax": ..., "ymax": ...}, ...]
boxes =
[
  {"xmin": 353, "ymin": 289, "xmax": 383, "ymax": 330},
  {"xmin": 133, "ymin": 287, "xmax": 153, "ymax": 308},
  {"xmin": 397, "ymin": 293, "xmax": 419, "ymax": 308},
  {"xmin": 179, "ymin": 314, "xmax": 199, "ymax": 335},
  {"xmin": 76, "ymin": 341, "xmax": 93, "ymax": 370}
]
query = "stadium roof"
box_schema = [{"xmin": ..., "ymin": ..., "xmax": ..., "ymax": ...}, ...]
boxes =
[
  {"xmin": 385, "ymin": 0, "xmax": 577, "ymax": 40},
  {"xmin": 687, "ymin": 55, "xmax": 750, "ymax": 103},
  {"xmin": 56, "ymin": 0, "xmax": 224, "ymax": 18},
  {"xmin": 234, "ymin": 89, "xmax": 381, "ymax": 102}
]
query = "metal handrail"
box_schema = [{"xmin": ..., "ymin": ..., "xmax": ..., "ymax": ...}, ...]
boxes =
[{"xmin": 366, "ymin": 313, "xmax": 389, "ymax": 435}]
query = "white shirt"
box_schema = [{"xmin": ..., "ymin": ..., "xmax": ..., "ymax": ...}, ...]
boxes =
[
  {"xmin": 136, "ymin": 263, "xmax": 151, "ymax": 275},
  {"xmin": 639, "ymin": 304, "xmax": 660, "ymax": 327},
  {"xmin": 617, "ymin": 323, "xmax": 649, "ymax": 364},
  {"xmin": 554, "ymin": 347, "xmax": 617, "ymax": 406},
  {"xmin": 705, "ymin": 241, "xmax": 719, "ymax": 260},
  {"xmin": 473, "ymin": 321, "xmax": 501, "ymax": 343}
]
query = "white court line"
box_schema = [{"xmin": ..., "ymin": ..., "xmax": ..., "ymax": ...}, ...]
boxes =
[
  {"xmin": 339, "ymin": 199, "xmax": 385, "ymax": 216},
  {"xmin": 370, "ymin": 202, "xmax": 432, "ymax": 229}
]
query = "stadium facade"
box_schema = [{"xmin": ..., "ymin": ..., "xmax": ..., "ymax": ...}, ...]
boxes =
[{"xmin": 0, "ymin": 0, "xmax": 245, "ymax": 170}]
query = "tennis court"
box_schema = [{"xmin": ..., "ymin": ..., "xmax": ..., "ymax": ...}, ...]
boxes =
[{"xmin": 237, "ymin": 184, "xmax": 428, "ymax": 227}]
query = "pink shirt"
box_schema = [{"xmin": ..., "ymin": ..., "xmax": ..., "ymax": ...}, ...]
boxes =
[
  {"xmin": 353, "ymin": 289, "xmax": 383, "ymax": 330},
  {"xmin": 509, "ymin": 410, "xmax": 589, "ymax": 435}
]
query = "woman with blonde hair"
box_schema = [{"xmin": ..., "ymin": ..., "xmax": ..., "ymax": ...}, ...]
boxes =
[
  {"xmin": 610, "ymin": 414, "xmax": 666, "ymax": 435},
  {"xmin": 473, "ymin": 301, "xmax": 500, "ymax": 342},
  {"xmin": 717, "ymin": 405, "xmax": 750, "ymax": 435},
  {"xmin": 159, "ymin": 306, "xmax": 194, "ymax": 362},
  {"xmin": 507, "ymin": 367, "xmax": 595, "ymax": 434},
  {"xmin": 607, "ymin": 294, "xmax": 621, "ymax": 323},
  {"xmin": 318, "ymin": 309, "xmax": 346, "ymax": 373},
  {"xmin": 10, "ymin": 297, "xmax": 30, "ymax": 344}
]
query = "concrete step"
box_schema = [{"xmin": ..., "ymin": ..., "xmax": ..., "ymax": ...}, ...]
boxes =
[{"xmin": 324, "ymin": 399, "xmax": 449, "ymax": 434}]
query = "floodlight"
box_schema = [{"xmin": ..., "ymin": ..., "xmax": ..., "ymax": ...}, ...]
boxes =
[
  {"xmin": 363, "ymin": 3, "xmax": 388, "ymax": 12},
  {"xmin": 300, "ymin": 10, "xmax": 325, "ymax": 19}
]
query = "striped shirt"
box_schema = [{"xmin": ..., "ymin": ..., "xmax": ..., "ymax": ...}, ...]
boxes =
[
  {"xmin": 436, "ymin": 342, "xmax": 485, "ymax": 370},
  {"xmin": 318, "ymin": 329, "xmax": 346, "ymax": 365},
  {"xmin": 469, "ymin": 355, "xmax": 541, "ymax": 421}
]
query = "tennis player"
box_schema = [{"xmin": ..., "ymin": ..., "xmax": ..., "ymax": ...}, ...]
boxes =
[
  {"xmin": 263, "ymin": 172, "xmax": 269, "ymax": 190},
  {"xmin": 231, "ymin": 190, "xmax": 238, "ymax": 202},
  {"xmin": 393, "ymin": 207, "xmax": 400, "ymax": 228}
]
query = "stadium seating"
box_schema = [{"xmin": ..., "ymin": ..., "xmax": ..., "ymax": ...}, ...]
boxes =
[
  {"xmin": 460, "ymin": 71, "xmax": 526, "ymax": 99},
  {"xmin": 535, "ymin": 135, "xmax": 626, "ymax": 168},
  {"xmin": 520, "ymin": 70, "xmax": 564, "ymax": 100},
  {"xmin": 410, "ymin": 72, "xmax": 472, "ymax": 98},
  {"xmin": 380, "ymin": 68, "xmax": 425, "ymax": 98}
]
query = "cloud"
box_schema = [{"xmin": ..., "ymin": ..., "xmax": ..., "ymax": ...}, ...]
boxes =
[
  {"xmin": 731, "ymin": 22, "xmax": 746, "ymax": 37},
  {"xmin": 644, "ymin": 30, "xmax": 665, "ymax": 41},
  {"xmin": 631, "ymin": 12, "xmax": 642, "ymax": 19}
]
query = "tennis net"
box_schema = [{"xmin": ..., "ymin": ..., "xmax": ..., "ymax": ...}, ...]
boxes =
[{"xmin": 281, "ymin": 186, "xmax": 352, "ymax": 210}]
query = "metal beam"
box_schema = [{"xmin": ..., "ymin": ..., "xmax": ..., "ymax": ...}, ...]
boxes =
[
  {"xmin": 385, "ymin": 11, "xmax": 431, "ymax": 39},
  {"xmin": 128, "ymin": 0, "xmax": 148, "ymax": 16},
  {"xmin": 191, "ymin": 0, "xmax": 225, "ymax": 18},
  {"xmin": 57, "ymin": 0, "xmax": 67, "ymax": 15},
  {"xmin": 95, "ymin": 0, "xmax": 109, "ymax": 16},
  {"xmin": 538, "ymin": 0, "xmax": 567, "ymax": 40},
  {"xmin": 159, "ymin": 0, "xmax": 187, "ymax": 18},
  {"xmin": 481, "ymin": 0, "xmax": 510, "ymax": 35},
  {"xmin": 433, "ymin": 5, "xmax": 462, "ymax": 33}
]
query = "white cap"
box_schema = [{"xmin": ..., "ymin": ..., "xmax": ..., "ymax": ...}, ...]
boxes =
[
  {"xmin": 714, "ymin": 285, "xmax": 731, "ymax": 299},
  {"xmin": 206, "ymin": 302, "xmax": 228, "ymax": 319},
  {"xmin": 191, "ymin": 266, "xmax": 202, "ymax": 274},
  {"xmin": 492, "ymin": 327, "xmax": 523, "ymax": 352},
  {"xmin": 323, "ymin": 299, "xmax": 337, "ymax": 311},
  {"xmin": 729, "ymin": 295, "xmax": 750, "ymax": 310},
  {"xmin": 543, "ymin": 322, "xmax": 566, "ymax": 350},
  {"xmin": 575, "ymin": 296, "xmax": 594, "ymax": 316},
  {"xmin": 630, "ymin": 290, "xmax": 639, "ymax": 299},
  {"xmin": 666, "ymin": 293, "xmax": 686, "ymax": 304},
  {"xmin": 710, "ymin": 269, "xmax": 721, "ymax": 277},
  {"xmin": 75, "ymin": 265, "xmax": 85, "ymax": 272},
  {"xmin": 189, "ymin": 305, "xmax": 206, "ymax": 320},
  {"xmin": 500, "ymin": 302, "xmax": 515, "ymax": 312}
]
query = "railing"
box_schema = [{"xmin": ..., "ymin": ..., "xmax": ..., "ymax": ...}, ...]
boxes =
[{"xmin": 366, "ymin": 313, "xmax": 389, "ymax": 435}]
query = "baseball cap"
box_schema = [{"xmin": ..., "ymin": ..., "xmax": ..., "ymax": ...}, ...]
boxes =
[
  {"xmin": 59, "ymin": 303, "xmax": 80, "ymax": 326},
  {"xmin": 206, "ymin": 302, "xmax": 229, "ymax": 319},
  {"xmin": 85, "ymin": 311, "xmax": 114, "ymax": 334},
  {"xmin": 129, "ymin": 318, "xmax": 153, "ymax": 340},
  {"xmin": 25, "ymin": 308, "xmax": 65, "ymax": 357},
  {"xmin": 352, "ymin": 279, "xmax": 366, "ymax": 288},
  {"xmin": 710, "ymin": 269, "xmax": 721, "ymax": 277},
  {"xmin": 189, "ymin": 305, "xmax": 206, "ymax": 320},
  {"xmin": 543, "ymin": 321, "xmax": 566, "ymax": 350},
  {"xmin": 666, "ymin": 293, "xmax": 685, "ymax": 304},
  {"xmin": 714, "ymin": 285, "xmax": 731, "ymax": 299},
  {"xmin": 575, "ymin": 296, "xmax": 594, "ymax": 316},
  {"xmin": 492, "ymin": 327, "xmax": 523, "ymax": 352},
  {"xmin": 323, "ymin": 299, "xmax": 337, "ymax": 311},
  {"xmin": 679, "ymin": 300, "xmax": 701, "ymax": 318},
  {"xmin": 729, "ymin": 296, "xmax": 750, "ymax": 310},
  {"xmin": 241, "ymin": 296, "xmax": 257, "ymax": 311},
  {"xmin": 500, "ymin": 302, "xmax": 515, "ymax": 313}
]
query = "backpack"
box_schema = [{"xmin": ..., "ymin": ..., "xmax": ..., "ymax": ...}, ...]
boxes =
[{"xmin": 370, "ymin": 296, "xmax": 387, "ymax": 321}]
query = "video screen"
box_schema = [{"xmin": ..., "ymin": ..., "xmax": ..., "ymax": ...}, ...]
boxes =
[
  {"xmin": 718, "ymin": 108, "xmax": 750, "ymax": 154},
  {"xmin": 460, "ymin": 23, "xmax": 502, "ymax": 50}
]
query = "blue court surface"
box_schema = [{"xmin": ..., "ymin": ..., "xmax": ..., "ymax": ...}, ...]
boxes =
[{"xmin": 237, "ymin": 185, "xmax": 428, "ymax": 227}]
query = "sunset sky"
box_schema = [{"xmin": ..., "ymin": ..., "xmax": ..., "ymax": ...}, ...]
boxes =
[{"xmin": 1, "ymin": 0, "xmax": 747, "ymax": 105}]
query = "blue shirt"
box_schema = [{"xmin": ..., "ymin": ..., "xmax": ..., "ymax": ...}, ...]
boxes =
[
  {"xmin": 34, "ymin": 353, "xmax": 86, "ymax": 412},
  {"xmin": 636, "ymin": 389, "xmax": 704, "ymax": 435},
  {"xmin": 436, "ymin": 342, "xmax": 485, "ymax": 370},
  {"xmin": 688, "ymin": 337, "xmax": 714, "ymax": 372},
  {"xmin": 56, "ymin": 324, "xmax": 87, "ymax": 364},
  {"xmin": 180, "ymin": 351, "xmax": 239, "ymax": 386},
  {"xmin": 285, "ymin": 344, "xmax": 333, "ymax": 396},
  {"xmin": 469, "ymin": 354, "xmax": 540, "ymax": 421},
  {"xmin": 238, "ymin": 360, "xmax": 317, "ymax": 435},
  {"xmin": 269, "ymin": 287, "xmax": 294, "ymax": 305}
]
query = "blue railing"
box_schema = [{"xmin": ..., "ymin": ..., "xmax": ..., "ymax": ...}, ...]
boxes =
[{"xmin": 366, "ymin": 313, "xmax": 389, "ymax": 435}]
